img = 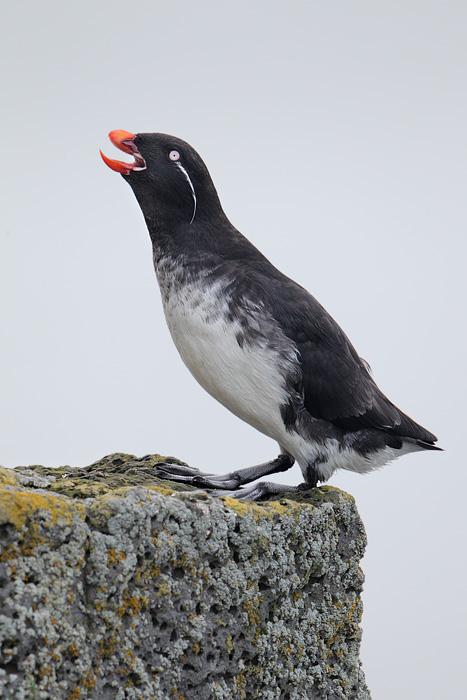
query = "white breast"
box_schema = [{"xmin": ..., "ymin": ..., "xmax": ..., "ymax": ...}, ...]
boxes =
[{"xmin": 156, "ymin": 262, "xmax": 299, "ymax": 444}]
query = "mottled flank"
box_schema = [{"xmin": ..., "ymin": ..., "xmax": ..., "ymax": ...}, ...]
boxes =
[{"xmin": 0, "ymin": 454, "xmax": 371, "ymax": 700}]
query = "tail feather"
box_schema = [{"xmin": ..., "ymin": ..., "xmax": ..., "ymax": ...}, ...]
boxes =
[
  {"xmin": 385, "ymin": 404, "xmax": 439, "ymax": 445},
  {"xmin": 415, "ymin": 440, "xmax": 443, "ymax": 451}
]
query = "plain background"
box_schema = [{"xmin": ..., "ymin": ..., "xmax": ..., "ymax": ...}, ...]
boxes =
[{"xmin": 1, "ymin": 2, "xmax": 466, "ymax": 697}]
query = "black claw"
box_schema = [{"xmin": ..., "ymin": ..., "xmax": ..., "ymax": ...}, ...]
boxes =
[
  {"xmin": 155, "ymin": 463, "xmax": 201, "ymax": 478},
  {"xmin": 155, "ymin": 471, "xmax": 194, "ymax": 483},
  {"xmin": 192, "ymin": 476, "xmax": 213, "ymax": 488}
]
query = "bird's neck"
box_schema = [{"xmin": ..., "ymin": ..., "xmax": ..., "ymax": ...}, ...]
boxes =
[
  {"xmin": 147, "ymin": 211, "xmax": 257, "ymax": 272},
  {"xmin": 149, "ymin": 219, "xmax": 273, "ymax": 311}
]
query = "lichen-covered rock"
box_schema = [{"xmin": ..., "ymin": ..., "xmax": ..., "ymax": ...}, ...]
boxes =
[{"xmin": 0, "ymin": 453, "xmax": 371, "ymax": 700}]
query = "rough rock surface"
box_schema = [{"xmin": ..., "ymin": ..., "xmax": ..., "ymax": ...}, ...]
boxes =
[{"xmin": 0, "ymin": 453, "xmax": 371, "ymax": 700}]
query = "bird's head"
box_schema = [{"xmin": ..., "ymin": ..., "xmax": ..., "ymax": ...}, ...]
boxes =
[{"xmin": 100, "ymin": 130, "xmax": 222, "ymax": 232}]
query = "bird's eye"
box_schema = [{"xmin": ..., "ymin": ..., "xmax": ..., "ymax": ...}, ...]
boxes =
[{"xmin": 169, "ymin": 150, "xmax": 180, "ymax": 161}]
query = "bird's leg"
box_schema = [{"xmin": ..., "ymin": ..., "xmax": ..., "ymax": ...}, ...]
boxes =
[
  {"xmin": 212, "ymin": 464, "xmax": 321, "ymax": 501},
  {"xmin": 155, "ymin": 453, "xmax": 295, "ymax": 490}
]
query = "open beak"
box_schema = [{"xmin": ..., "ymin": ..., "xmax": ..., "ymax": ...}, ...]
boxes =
[{"xmin": 100, "ymin": 130, "xmax": 146, "ymax": 174}]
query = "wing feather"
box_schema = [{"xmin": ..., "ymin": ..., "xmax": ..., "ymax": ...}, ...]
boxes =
[{"xmin": 246, "ymin": 266, "xmax": 438, "ymax": 443}]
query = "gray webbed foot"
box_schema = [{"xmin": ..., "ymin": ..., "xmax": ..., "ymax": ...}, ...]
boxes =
[
  {"xmin": 154, "ymin": 463, "xmax": 243, "ymax": 489},
  {"xmin": 154, "ymin": 454, "xmax": 295, "ymax": 495}
]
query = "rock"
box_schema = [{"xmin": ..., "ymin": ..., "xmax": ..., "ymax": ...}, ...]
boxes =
[{"xmin": 0, "ymin": 453, "xmax": 371, "ymax": 700}]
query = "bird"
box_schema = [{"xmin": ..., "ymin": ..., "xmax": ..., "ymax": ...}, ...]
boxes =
[{"xmin": 100, "ymin": 129, "xmax": 441, "ymax": 500}]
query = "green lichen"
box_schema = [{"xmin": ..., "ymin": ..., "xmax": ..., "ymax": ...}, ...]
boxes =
[{"xmin": 13, "ymin": 453, "xmax": 198, "ymax": 499}]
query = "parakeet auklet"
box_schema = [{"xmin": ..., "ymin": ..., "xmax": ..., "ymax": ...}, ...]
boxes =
[{"xmin": 100, "ymin": 130, "xmax": 440, "ymax": 500}]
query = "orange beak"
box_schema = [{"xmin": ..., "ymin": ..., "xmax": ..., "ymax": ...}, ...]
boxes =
[{"xmin": 100, "ymin": 130, "xmax": 146, "ymax": 174}]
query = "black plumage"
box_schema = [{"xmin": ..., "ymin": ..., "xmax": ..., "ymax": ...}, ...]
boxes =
[{"xmin": 101, "ymin": 131, "xmax": 440, "ymax": 500}]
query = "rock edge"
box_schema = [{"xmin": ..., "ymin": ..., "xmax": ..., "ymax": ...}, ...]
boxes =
[{"xmin": 0, "ymin": 453, "xmax": 371, "ymax": 700}]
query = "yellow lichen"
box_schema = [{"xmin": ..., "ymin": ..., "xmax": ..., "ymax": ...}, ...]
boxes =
[
  {"xmin": 0, "ymin": 545, "xmax": 19, "ymax": 561},
  {"xmin": 67, "ymin": 643, "xmax": 79, "ymax": 658},
  {"xmin": 221, "ymin": 493, "xmax": 318, "ymax": 523},
  {"xmin": 242, "ymin": 597, "xmax": 261, "ymax": 629},
  {"xmin": 83, "ymin": 670, "xmax": 97, "ymax": 690},
  {"xmin": 99, "ymin": 633, "xmax": 119, "ymax": 658},
  {"xmin": 118, "ymin": 591, "xmax": 149, "ymax": 617},
  {"xmin": 155, "ymin": 580, "xmax": 171, "ymax": 597},
  {"xmin": 233, "ymin": 668, "xmax": 247, "ymax": 699},
  {"xmin": 124, "ymin": 648, "xmax": 135, "ymax": 663},
  {"xmin": 149, "ymin": 565, "xmax": 162, "ymax": 580},
  {"xmin": 170, "ymin": 690, "xmax": 186, "ymax": 700},
  {"xmin": 107, "ymin": 548, "xmax": 127, "ymax": 566},
  {"xmin": 0, "ymin": 468, "xmax": 19, "ymax": 486},
  {"xmin": 221, "ymin": 496, "xmax": 292, "ymax": 520},
  {"xmin": 171, "ymin": 552, "xmax": 197, "ymax": 578},
  {"xmin": 0, "ymin": 488, "xmax": 85, "ymax": 534}
]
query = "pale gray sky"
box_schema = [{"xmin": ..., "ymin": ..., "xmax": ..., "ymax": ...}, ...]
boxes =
[{"xmin": 1, "ymin": 2, "xmax": 466, "ymax": 697}]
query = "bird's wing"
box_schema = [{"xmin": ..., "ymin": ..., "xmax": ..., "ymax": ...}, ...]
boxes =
[{"xmin": 261, "ymin": 273, "xmax": 437, "ymax": 443}]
